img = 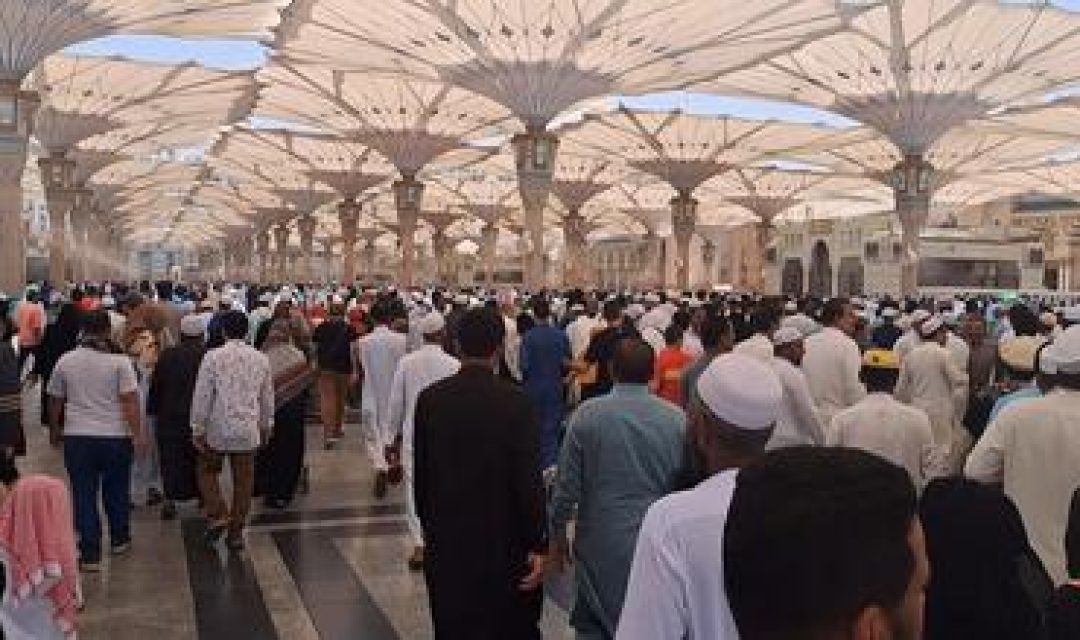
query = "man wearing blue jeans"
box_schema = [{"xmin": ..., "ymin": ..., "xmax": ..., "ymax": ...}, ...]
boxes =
[{"xmin": 48, "ymin": 310, "xmax": 147, "ymax": 572}]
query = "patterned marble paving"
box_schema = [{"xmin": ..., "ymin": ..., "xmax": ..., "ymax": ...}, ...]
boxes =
[{"xmin": 19, "ymin": 386, "xmax": 576, "ymax": 639}]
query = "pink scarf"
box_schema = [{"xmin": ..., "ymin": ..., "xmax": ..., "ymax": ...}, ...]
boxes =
[{"xmin": 0, "ymin": 475, "xmax": 79, "ymax": 638}]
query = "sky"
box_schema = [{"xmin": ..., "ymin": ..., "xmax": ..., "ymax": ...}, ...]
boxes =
[{"xmin": 63, "ymin": 0, "xmax": 1080, "ymax": 128}]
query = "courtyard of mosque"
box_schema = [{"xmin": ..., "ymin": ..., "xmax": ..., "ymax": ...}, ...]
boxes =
[{"xmin": 10, "ymin": 1, "xmax": 1080, "ymax": 639}]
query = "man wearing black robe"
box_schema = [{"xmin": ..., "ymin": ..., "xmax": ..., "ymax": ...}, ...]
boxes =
[
  {"xmin": 414, "ymin": 307, "xmax": 547, "ymax": 639},
  {"xmin": 147, "ymin": 317, "xmax": 207, "ymax": 519}
]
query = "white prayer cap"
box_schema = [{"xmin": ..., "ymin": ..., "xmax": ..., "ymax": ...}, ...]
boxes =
[
  {"xmin": 643, "ymin": 292, "xmax": 660, "ymax": 304},
  {"xmin": 910, "ymin": 309, "xmax": 932, "ymax": 324},
  {"xmin": 772, "ymin": 326, "xmax": 803, "ymax": 346},
  {"xmin": 570, "ymin": 304, "xmax": 585, "ymax": 312},
  {"xmin": 1063, "ymin": 306, "xmax": 1080, "ymax": 324},
  {"xmin": 626, "ymin": 303, "xmax": 646, "ymax": 320},
  {"xmin": 882, "ymin": 307, "xmax": 900, "ymax": 319},
  {"xmin": 696, "ymin": 353, "xmax": 782, "ymax": 431},
  {"xmin": 781, "ymin": 315, "xmax": 820, "ymax": 337},
  {"xmin": 639, "ymin": 308, "xmax": 669, "ymax": 331},
  {"xmin": 101, "ymin": 296, "xmax": 116, "ymax": 309},
  {"xmin": 919, "ymin": 315, "xmax": 944, "ymax": 338},
  {"xmin": 998, "ymin": 335, "xmax": 1044, "ymax": 373},
  {"xmin": 180, "ymin": 315, "xmax": 205, "ymax": 338},
  {"xmin": 453, "ymin": 294, "xmax": 469, "ymax": 305},
  {"xmin": 783, "ymin": 301, "xmax": 797, "ymax": 313},
  {"xmin": 1047, "ymin": 326, "xmax": 1080, "ymax": 374},
  {"xmin": 418, "ymin": 311, "xmax": 446, "ymax": 335}
]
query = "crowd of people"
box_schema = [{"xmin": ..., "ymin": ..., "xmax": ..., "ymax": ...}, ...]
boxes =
[{"xmin": 2, "ymin": 279, "xmax": 1080, "ymax": 638}]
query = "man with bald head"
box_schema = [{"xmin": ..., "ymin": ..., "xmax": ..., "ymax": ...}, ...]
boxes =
[{"xmin": 550, "ymin": 337, "xmax": 686, "ymax": 639}]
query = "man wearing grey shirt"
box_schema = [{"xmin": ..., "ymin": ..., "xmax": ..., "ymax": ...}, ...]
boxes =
[
  {"xmin": 48, "ymin": 310, "xmax": 146, "ymax": 572},
  {"xmin": 191, "ymin": 311, "xmax": 274, "ymax": 551}
]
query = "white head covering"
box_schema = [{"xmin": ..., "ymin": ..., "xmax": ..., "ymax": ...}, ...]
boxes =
[
  {"xmin": 882, "ymin": 307, "xmax": 900, "ymax": 319},
  {"xmin": 418, "ymin": 311, "xmax": 446, "ymax": 335},
  {"xmin": 910, "ymin": 309, "xmax": 932, "ymax": 325},
  {"xmin": 1063, "ymin": 306, "xmax": 1080, "ymax": 324},
  {"xmin": 783, "ymin": 301, "xmax": 797, "ymax": 313},
  {"xmin": 919, "ymin": 315, "xmax": 945, "ymax": 338},
  {"xmin": 180, "ymin": 315, "xmax": 205, "ymax": 338},
  {"xmin": 639, "ymin": 307, "xmax": 670, "ymax": 331},
  {"xmin": 695, "ymin": 353, "xmax": 783, "ymax": 431},
  {"xmin": 626, "ymin": 303, "xmax": 646, "ymax": 320},
  {"xmin": 1047, "ymin": 325, "xmax": 1080, "ymax": 374},
  {"xmin": 772, "ymin": 326, "xmax": 803, "ymax": 346}
]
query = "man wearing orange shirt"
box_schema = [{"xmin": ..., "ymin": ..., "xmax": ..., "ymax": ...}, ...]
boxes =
[
  {"xmin": 15, "ymin": 290, "xmax": 45, "ymax": 374},
  {"xmin": 652, "ymin": 325, "xmax": 693, "ymax": 406}
]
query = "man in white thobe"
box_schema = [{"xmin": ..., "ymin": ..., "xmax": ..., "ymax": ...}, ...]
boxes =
[
  {"xmin": 801, "ymin": 299, "xmax": 866, "ymax": 430},
  {"xmin": 358, "ymin": 300, "xmax": 408, "ymax": 498},
  {"xmin": 566, "ymin": 303, "xmax": 601, "ymax": 360},
  {"xmin": 966, "ymin": 325, "xmax": 1080, "ymax": 586},
  {"xmin": 893, "ymin": 308, "xmax": 931, "ymax": 363},
  {"xmin": 768, "ymin": 327, "xmax": 825, "ymax": 449},
  {"xmin": 617, "ymin": 353, "xmax": 783, "ymax": 640},
  {"xmin": 829, "ymin": 349, "xmax": 934, "ymax": 489},
  {"xmin": 895, "ymin": 316, "xmax": 969, "ymax": 478},
  {"xmin": 387, "ymin": 312, "xmax": 460, "ymax": 570}
]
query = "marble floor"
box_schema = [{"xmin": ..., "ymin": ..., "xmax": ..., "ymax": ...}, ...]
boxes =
[{"xmin": 19, "ymin": 388, "xmax": 575, "ymax": 639}]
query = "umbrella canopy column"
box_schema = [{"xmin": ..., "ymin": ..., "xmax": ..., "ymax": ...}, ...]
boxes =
[
  {"xmin": 563, "ymin": 210, "xmax": 590, "ymax": 289},
  {"xmin": 69, "ymin": 189, "xmax": 94, "ymax": 283},
  {"xmin": 892, "ymin": 154, "xmax": 933, "ymax": 296},
  {"xmin": 393, "ymin": 176, "xmax": 423, "ymax": 288},
  {"xmin": 702, "ymin": 240, "xmax": 718, "ymax": 289},
  {"xmin": 480, "ymin": 223, "xmax": 499, "ymax": 287},
  {"xmin": 512, "ymin": 129, "xmax": 558, "ymax": 290},
  {"xmin": 338, "ymin": 200, "xmax": 361, "ymax": 284},
  {"xmin": 359, "ymin": 229, "xmax": 383, "ymax": 284},
  {"xmin": 39, "ymin": 152, "xmax": 76, "ymax": 285},
  {"xmin": 272, "ymin": 221, "xmax": 290, "ymax": 283},
  {"xmin": 255, "ymin": 227, "xmax": 272, "ymax": 284},
  {"xmin": 671, "ymin": 191, "xmax": 698, "ymax": 291},
  {"xmin": 296, "ymin": 215, "xmax": 317, "ymax": 284},
  {"xmin": 0, "ymin": 82, "xmax": 37, "ymax": 292}
]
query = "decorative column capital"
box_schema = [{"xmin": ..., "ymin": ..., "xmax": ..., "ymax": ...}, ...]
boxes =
[
  {"xmin": 297, "ymin": 215, "xmax": 317, "ymax": 243},
  {"xmin": 0, "ymin": 82, "xmax": 40, "ymax": 140},
  {"xmin": 670, "ymin": 192, "xmax": 698, "ymax": 243},
  {"xmin": 338, "ymin": 200, "xmax": 361, "ymax": 243},
  {"xmin": 392, "ymin": 176, "xmax": 424, "ymax": 216},
  {"xmin": 38, "ymin": 152, "xmax": 76, "ymax": 199}
]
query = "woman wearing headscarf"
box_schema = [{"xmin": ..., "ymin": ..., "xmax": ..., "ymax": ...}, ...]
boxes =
[
  {"xmin": 920, "ymin": 477, "xmax": 1052, "ymax": 640},
  {"xmin": 31, "ymin": 304, "xmax": 82, "ymax": 428},
  {"xmin": 0, "ymin": 467, "xmax": 81, "ymax": 640},
  {"xmin": 0, "ymin": 316, "xmax": 24, "ymax": 458},
  {"xmin": 255, "ymin": 320, "xmax": 315, "ymax": 509}
]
